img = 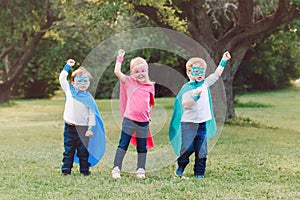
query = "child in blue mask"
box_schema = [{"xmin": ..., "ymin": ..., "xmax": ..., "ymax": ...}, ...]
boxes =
[
  {"xmin": 169, "ymin": 51, "xmax": 231, "ymax": 179},
  {"xmin": 59, "ymin": 59, "xmax": 105, "ymax": 176}
]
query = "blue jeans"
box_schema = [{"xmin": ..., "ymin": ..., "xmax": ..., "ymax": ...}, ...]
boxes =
[
  {"xmin": 113, "ymin": 118, "xmax": 149, "ymax": 169},
  {"xmin": 61, "ymin": 123, "xmax": 90, "ymax": 173},
  {"xmin": 177, "ymin": 122, "xmax": 208, "ymax": 176}
]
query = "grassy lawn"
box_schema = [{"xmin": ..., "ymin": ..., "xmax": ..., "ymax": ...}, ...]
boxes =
[{"xmin": 0, "ymin": 87, "xmax": 299, "ymax": 199}]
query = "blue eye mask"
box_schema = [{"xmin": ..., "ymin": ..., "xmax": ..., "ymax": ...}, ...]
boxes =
[
  {"xmin": 74, "ymin": 75, "xmax": 90, "ymax": 86},
  {"xmin": 190, "ymin": 66, "xmax": 205, "ymax": 77}
]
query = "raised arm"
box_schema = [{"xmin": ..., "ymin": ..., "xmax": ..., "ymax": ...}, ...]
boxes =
[
  {"xmin": 183, "ymin": 51, "xmax": 231, "ymax": 109},
  {"xmin": 114, "ymin": 49, "xmax": 126, "ymax": 83},
  {"xmin": 59, "ymin": 59, "xmax": 75, "ymax": 93},
  {"xmin": 214, "ymin": 51, "xmax": 231, "ymax": 77}
]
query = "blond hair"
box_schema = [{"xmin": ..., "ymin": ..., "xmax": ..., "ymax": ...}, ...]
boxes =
[
  {"xmin": 130, "ymin": 57, "xmax": 155, "ymax": 84},
  {"xmin": 186, "ymin": 57, "xmax": 207, "ymax": 74},
  {"xmin": 71, "ymin": 66, "xmax": 92, "ymax": 82},
  {"xmin": 130, "ymin": 57, "xmax": 148, "ymax": 71}
]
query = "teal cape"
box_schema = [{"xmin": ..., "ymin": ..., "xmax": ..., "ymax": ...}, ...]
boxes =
[
  {"xmin": 168, "ymin": 80, "xmax": 217, "ymax": 156},
  {"xmin": 70, "ymin": 85, "xmax": 106, "ymax": 167}
]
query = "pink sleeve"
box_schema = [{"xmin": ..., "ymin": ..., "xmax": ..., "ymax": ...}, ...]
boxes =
[{"xmin": 119, "ymin": 76, "xmax": 134, "ymax": 117}]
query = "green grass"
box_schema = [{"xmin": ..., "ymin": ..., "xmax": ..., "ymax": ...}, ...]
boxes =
[{"xmin": 0, "ymin": 88, "xmax": 299, "ymax": 199}]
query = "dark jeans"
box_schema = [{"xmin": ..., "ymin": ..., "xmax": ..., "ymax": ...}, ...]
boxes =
[
  {"xmin": 113, "ymin": 118, "xmax": 149, "ymax": 170},
  {"xmin": 61, "ymin": 123, "xmax": 90, "ymax": 173},
  {"xmin": 177, "ymin": 122, "xmax": 208, "ymax": 176}
]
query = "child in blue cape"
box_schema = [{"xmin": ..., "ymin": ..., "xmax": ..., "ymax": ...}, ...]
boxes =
[
  {"xmin": 59, "ymin": 59, "xmax": 105, "ymax": 176},
  {"xmin": 169, "ymin": 51, "xmax": 231, "ymax": 179}
]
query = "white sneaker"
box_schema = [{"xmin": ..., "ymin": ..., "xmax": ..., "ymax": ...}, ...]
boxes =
[
  {"xmin": 112, "ymin": 166, "xmax": 121, "ymax": 179},
  {"xmin": 136, "ymin": 168, "xmax": 145, "ymax": 179}
]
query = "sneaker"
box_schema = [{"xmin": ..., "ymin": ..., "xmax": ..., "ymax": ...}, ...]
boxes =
[
  {"xmin": 195, "ymin": 174, "xmax": 204, "ymax": 179},
  {"xmin": 175, "ymin": 166, "xmax": 184, "ymax": 177},
  {"xmin": 112, "ymin": 166, "xmax": 121, "ymax": 179},
  {"xmin": 136, "ymin": 168, "xmax": 145, "ymax": 179},
  {"xmin": 80, "ymin": 171, "xmax": 91, "ymax": 176},
  {"xmin": 61, "ymin": 170, "xmax": 71, "ymax": 176}
]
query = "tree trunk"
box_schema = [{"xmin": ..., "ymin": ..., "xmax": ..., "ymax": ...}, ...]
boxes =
[
  {"xmin": 0, "ymin": 83, "xmax": 12, "ymax": 103},
  {"xmin": 222, "ymin": 42, "xmax": 251, "ymax": 120},
  {"xmin": 223, "ymin": 75, "xmax": 235, "ymax": 119}
]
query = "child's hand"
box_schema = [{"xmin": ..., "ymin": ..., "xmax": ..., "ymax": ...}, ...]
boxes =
[
  {"xmin": 222, "ymin": 51, "xmax": 231, "ymax": 61},
  {"xmin": 67, "ymin": 59, "xmax": 75, "ymax": 67},
  {"xmin": 118, "ymin": 49, "xmax": 125, "ymax": 57},
  {"xmin": 116, "ymin": 49, "xmax": 125, "ymax": 63},
  {"xmin": 194, "ymin": 87, "xmax": 202, "ymax": 96},
  {"xmin": 85, "ymin": 130, "xmax": 94, "ymax": 138}
]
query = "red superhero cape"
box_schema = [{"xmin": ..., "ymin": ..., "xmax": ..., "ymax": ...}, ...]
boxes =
[{"xmin": 119, "ymin": 78, "xmax": 155, "ymax": 149}]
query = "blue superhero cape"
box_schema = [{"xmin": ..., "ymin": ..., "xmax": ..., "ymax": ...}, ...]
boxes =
[
  {"xmin": 168, "ymin": 80, "xmax": 217, "ymax": 156},
  {"xmin": 69, "ymin": 85, "xmax": 106, "ymax": 167}
]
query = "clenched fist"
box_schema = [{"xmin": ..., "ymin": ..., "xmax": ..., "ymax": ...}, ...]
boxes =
[
  {"xmin": 118, "ymin": 49, "xmax": 125, "ymax": 57},
  {"xmin": 222, "ymin": 51, "xmax": 231, "ymax": 61},
  {"xmin": 67, "ymin": 59, "xmax": 75, "ymax": 67},
  {"xmin": 85, "ymin": 130, "xmax": 94, "ymax": 138}
]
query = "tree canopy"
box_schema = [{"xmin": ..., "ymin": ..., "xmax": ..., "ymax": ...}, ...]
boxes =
[
  {"xmin": 128, "ymin": 0, "xmax": 300, "ymax": 119},
  {"xmin": 0, "ymin": 0, "xmax": 65, "ymax": 102},
  {"xmin": 0, "ymin": 0, "xmax": 299, "ymax": 120}
]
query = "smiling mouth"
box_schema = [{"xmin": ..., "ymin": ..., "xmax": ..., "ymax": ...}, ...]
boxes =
[
  {"xmin": 136, "ymin": 76, "xmax": 147, "ymax": 82},
  {"xmin": 78, "ymin": 85, "xmax": 87, "ymax": 89}
]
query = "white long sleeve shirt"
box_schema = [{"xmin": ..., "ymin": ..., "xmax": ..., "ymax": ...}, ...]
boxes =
[
  {"xmin": 59, "ymin": 70, "xmax": 95, "ymax": 126},
  {"xmin": 181, "ymin": 73, "xmax": 219, "ymax": 123}
]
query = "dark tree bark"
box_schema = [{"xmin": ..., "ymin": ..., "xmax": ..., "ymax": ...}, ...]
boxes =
[{"xmin": 132, "ymin": 0, "xmax": 300, "ymax": 119}]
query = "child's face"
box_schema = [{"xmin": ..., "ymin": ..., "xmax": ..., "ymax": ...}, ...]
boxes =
[
  {"xmin": 188, "ymin": 65, "xmax": 206, "ymax": 82},
  {"xmin": 131, "ymin": 65, "xmax": 148, "ymax": 82},
  {"xmin": 73, "ymin": 75, "xmax": 90, "ymax": 91}
]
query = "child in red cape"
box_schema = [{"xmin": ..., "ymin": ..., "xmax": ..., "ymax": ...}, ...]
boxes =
[{"xmin": 112, "ymin": 49, "xmax": 155, "ymax": 179}]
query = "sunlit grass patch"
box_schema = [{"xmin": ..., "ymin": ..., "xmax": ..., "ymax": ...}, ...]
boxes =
[{"xmin": 0, "ymin": 88, "xmax": 299, "ymax": 199}]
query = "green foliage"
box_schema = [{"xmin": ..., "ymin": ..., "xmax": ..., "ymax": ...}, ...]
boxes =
[
  {"xmin": 256, "ymin": 0, "xmax": 278, "ymax": 15},
  {"xmin": 10, "ymin": 0, "xmax": 127, "ymax": 98},
  {"xmin": 2, "ymin": 0, "xmax": 300, "ymax": 101},
  {"xmin": 129, "ymin": 0, "xmax": 187, "ymax": 32},
  {"xmin": 11, "ymin": 31, "xmax": 90, "ymax": 98},
  {"xmin": 0, "ymin": 0, "xmax": 46, "ymax": 43},
  {"xmin": 60, "ymin": 0, "xmax": 129, "ymax": 43},
  {"xmin": 12, "ymin": 39, "xmax": 59, "ymax": 98},
  {"xmin": 0, "ymin": 0, "xmax": 68, "ymax": 99},
  {"xmin": 234, "ymin": 21, "xmax": 300, "ymax": 93}
]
